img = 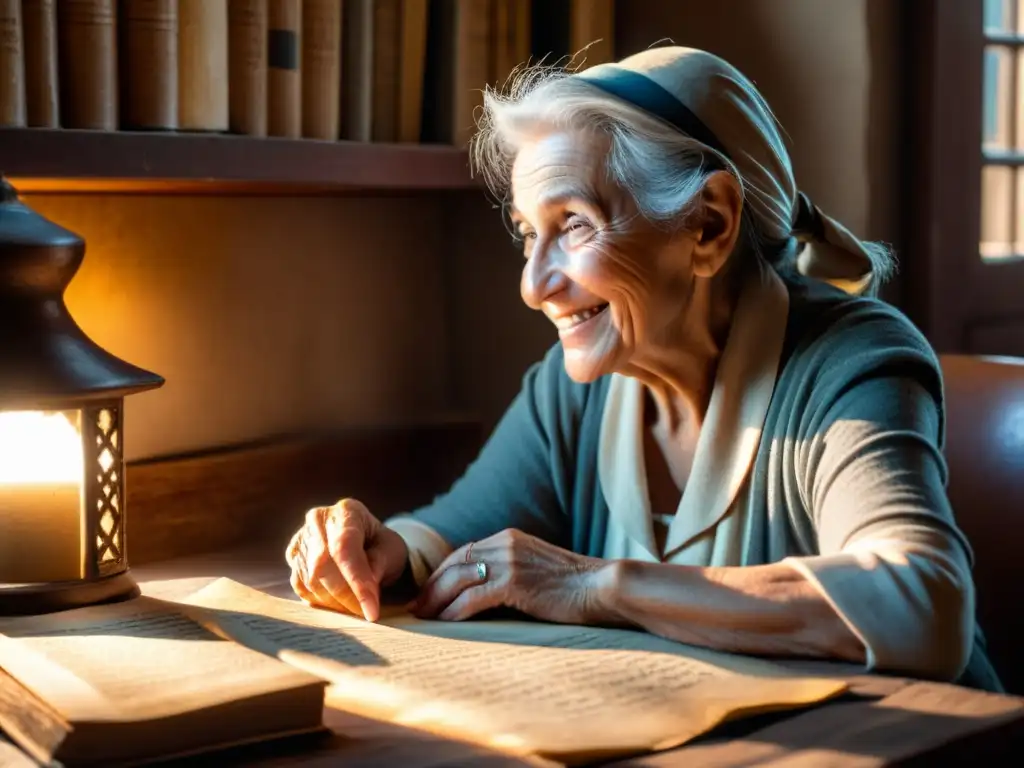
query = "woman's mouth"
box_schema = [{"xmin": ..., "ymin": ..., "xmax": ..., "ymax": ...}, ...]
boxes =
[{"xmin": 553, "ymin": 304, "xmax": 610, "ymax": 332}]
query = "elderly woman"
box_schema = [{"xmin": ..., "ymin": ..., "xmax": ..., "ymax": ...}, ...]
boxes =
[{"xmin": 287, "ymin": 47, "xmax": 1000, "ymax": 690}]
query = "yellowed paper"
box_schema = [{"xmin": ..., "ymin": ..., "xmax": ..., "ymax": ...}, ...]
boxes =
[
  {"xmin": 381, "ymin": 612, "xmax": 828, "ymax": 677},
  {"xmin": 182, "ymin": 579, "xmax": 848, "ymax": 763},
  {"xmin": 0, "ymin": 596, "xmax": 321, "ymax": 723},
  {"xmin": 0, "ymin": 735, "xmax": 37, "ymax": 768}
]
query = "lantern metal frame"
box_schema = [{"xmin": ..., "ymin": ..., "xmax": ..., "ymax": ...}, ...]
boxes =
[{"xmin": 0, "ymin": 178, "xmax": 163, "ymax": 615}]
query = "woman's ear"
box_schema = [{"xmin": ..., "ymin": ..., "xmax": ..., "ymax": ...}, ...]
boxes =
[{"xmin": 689, "ymin": 171, "xmax": 744, "ymax": 279}]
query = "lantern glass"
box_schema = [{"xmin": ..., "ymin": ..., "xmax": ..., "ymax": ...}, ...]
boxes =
[
  {"xmin": 0, "ymin": 401, "xmax": 126, "ymax": 587},
  {"xmin": 0, "ymin": 408, "xmax": 84, "ymax": 583}
]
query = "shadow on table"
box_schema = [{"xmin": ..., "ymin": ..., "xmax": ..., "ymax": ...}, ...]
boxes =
[
  {"xmin": 609, "ymin": 684, "xmax": 1024, "ymax": 767},
  {"xmin": 153, "ymin": 711, "xmax": 538, "ymax": 768}
]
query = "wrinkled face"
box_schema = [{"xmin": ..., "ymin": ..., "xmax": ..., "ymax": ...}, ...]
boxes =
[{"xmin": 511, "ymin": 130, "xmax": 700, "ymax": 383}]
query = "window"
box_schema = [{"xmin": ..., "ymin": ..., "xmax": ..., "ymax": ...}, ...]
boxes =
[
  {"xmin": 981, "ymin": 0, "xmax": 1024, "ymax": 261},
  {"xmin": 905, "ymin": 0, "xmax": 1024, "ymax": 355}
]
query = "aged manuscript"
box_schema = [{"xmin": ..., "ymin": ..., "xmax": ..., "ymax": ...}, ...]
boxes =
[{"xmin": 181, "ymin": 579, "xmax": 847, "ymax": 764}]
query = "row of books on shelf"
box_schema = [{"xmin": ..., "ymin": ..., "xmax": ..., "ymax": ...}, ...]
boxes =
[{"xmin": 0, "ymin": 0, "xmax": 615, "ymax": 147}]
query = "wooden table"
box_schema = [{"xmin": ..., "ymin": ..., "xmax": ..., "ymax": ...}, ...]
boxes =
[{"xmin": 126, "ymin": 547, "xmax": 1024, "ymax": 767}]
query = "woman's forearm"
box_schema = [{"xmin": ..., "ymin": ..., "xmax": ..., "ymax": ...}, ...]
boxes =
[{"xmin": 595, "ymin": 559, "xmax": 866, "ymax": 663}]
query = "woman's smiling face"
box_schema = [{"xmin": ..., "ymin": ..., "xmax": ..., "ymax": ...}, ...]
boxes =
[{"xmin": 511, "ymin": 130, "xmax": 702, "ymax": 383}]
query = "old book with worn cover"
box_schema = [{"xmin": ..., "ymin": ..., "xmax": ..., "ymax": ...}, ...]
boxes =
[{"xmin": 0, "ymin": 596, "xmax": 326, "ymax": 766}]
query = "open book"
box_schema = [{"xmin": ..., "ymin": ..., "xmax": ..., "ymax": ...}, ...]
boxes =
[
  {"xmin": 180, "ymin": 578, "xmax": 850, "ymax": 765},
  {"xmin": 0, "ymin": 596, "xmax": 326, "ymax": 767}
]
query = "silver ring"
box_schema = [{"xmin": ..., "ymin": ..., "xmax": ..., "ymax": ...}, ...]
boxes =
[{"xmin": 475, "ymin": 561, "xmax": 488, "ymax": 582}]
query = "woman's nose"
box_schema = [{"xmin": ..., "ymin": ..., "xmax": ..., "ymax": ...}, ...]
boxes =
[{"xmin": 520, "ymin": 242, "xmax": 569, "ymax": 310}]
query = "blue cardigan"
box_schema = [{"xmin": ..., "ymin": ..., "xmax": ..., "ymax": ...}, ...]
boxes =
[{"xmin": 403, "ymin": 274, "xmax": 1001, "ymax": 692}]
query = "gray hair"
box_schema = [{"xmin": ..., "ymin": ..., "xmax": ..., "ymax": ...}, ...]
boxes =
[{"xmin": 470, "ymin": 63, "xmax": 896, "ymax": 287}]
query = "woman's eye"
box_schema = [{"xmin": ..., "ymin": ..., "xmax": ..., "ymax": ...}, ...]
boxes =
[
  {"xmin": 563, "ymin": 218, "xmax": 592, "ymax": 240},
  {"xmin": 515, "ymin": 231, "xmax": 536, "ymax": 259}
]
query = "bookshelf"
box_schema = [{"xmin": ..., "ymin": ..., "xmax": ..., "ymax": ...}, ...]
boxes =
[{"xmin": 0, "ymin": 128, "xmax": 477, "ymax": 194}]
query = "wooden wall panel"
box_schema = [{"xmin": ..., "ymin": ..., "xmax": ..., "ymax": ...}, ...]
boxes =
[{"xmin": 125, "ymin": 420, "xmax": 483, "ymax": 564}]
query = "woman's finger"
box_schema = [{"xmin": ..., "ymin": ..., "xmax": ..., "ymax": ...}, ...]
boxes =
[
  {"xmin": 437, "ymin": 584, "xmax": 503, "ymax": 622},
  {"xmin": 424, "ymin": 536, "xmax": 502, "ymax": 592},
  {"xmin": 335, "ymin": 534, "xmax": 381, "ymax": 621},
  {"xmin": 292, "ymin": 513, "xmax": 353, "ymax": 613},
  {"xmin": 289, "ymin": 567, "xmax": 316, "ymax": 605},
  {"xmin": 285, "ymin": 529, "xmax": 303, "ymax": 570},
  {"xmin": 422, "ymin": 546, "xmax": 471, "ymax": 592},
  {"xmin": 291, "ymin": 529, "xmax": 314, "ymax": 588},
  {"xmin": 325, "ymin": 505, "xmax": 381, "ymax": 621},
  {"xmin": 414, "ymin": 561, "xmax": 493, "ymax": 618},
  {"xmin": 286, "ymin": 523, "xmax": 315, "ymax": 599},
  {"xmin": 310, "ymin": 560, "xmax": 363, "ymax": 615}
]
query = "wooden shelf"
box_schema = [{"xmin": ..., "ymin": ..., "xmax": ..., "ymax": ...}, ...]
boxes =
[{"xmin": 0, "ymin": 128, "xmax": 479, "ymax": 195}]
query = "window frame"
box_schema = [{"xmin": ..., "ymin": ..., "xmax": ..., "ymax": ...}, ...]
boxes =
[{"xmin": 906, "ymin": 0, "xmax": 1024, "ymax": 353}]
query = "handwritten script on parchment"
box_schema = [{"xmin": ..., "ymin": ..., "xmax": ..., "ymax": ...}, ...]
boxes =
[{"xmin": 181, "ymin": 579, "xmax": 847, "ymax": 764}]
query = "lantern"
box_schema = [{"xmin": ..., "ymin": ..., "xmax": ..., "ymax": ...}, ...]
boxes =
[{"xmin": 0, "ymin": 179, "xmax": 163, "ymax": 615}]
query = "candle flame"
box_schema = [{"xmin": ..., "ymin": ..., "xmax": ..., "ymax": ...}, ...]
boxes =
[{"xmin": 0, "ymin": 411, "xmax": 84, "ymax": 485}]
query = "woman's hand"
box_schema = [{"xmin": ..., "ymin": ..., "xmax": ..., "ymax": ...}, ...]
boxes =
[
  {"xmin": 286, "ymin": 499, "xmax": 409, "ymax": 621},
  {"xmin": 411, "ymin": 528, "xmax": 615, "ymax": 624}
]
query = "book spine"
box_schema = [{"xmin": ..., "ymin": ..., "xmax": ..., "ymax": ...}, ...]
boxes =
[
  {"xmin": 491, "ymin": 0, "xmax": 510, "ymax": 87},
  {"xmin": 340, "ymin": 0, "xmax": 372, "ymax": 142},
  {"xmin": 179, "ymin": 0, "xmax": 229, "ymax": 131},
  {"xmin": 397, "ymin": 0, "xmax": 428, "ymax": 143},
  {"xmin": 267, "ymin": 0, "xmax": 300, "ymax": 138},
  {"xmin": 0, "ymin": 0, "xmax": 26, "ymax": 126},
  {"xmin": 452, "ymin": 0, "xmax": 489, "ymax": 147},
  {"xmin": 370, "ymin": 0, "xmax": 399, "ymax": 142},
  {"xmin": 120, "ymin": 0, "xmax": 177, "ymax": 130},
  {"xmin": 228, "ymin": 0, "xmax": 267, "ymax": 136},
  {"xmin": 570, "ymin": 0, "xmax": 614, "ymax": 69},
  {"xmin": 510, "ymin": 0, "xmax": 530, "ymax": 70},
  {"xmin": 300, "ymin": 0, "xmax": 340, "ymax": 140},
  {"xmin": 21, "ymin": 0, "xmax": 58, "ymax": 127},
  {"xmin": 58, "ymin": 0, "xmax": 117, "ymax": 130}
]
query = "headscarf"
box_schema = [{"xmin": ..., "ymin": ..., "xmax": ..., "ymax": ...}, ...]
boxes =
[{"xmin": 575, "ymin": 47, "xmax": 881, "ymax": 296}]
